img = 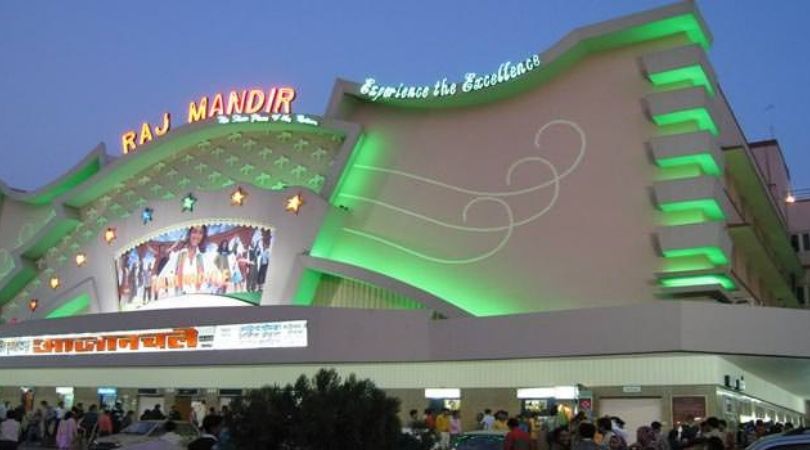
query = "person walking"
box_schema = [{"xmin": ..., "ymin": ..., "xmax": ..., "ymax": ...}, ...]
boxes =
[
  {"xmin": 55, "ymin": 411, "xmax": 77, "ymax": 450},
  {"xmin": 450, "ymin": 410, "xmax": 463, "ymax": 442},
  {"xmin": 505, "ymin": 417, "xmax": 533, "ymax": 450},
  {"xmin": 435, "ymin": 409, "xmax": 452, "ymax": 449}
]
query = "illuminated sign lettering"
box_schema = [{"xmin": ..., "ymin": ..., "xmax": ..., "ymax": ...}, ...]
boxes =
[
  {"xmin": 215, "ymin": 112, "xmax": 319, "ymax": 127},
  {"xmin": 188, "ymin": 88, "xmax": 296, "ymax": 123},
  {"xmin": 0, "ymin": 320, "xmax": 307, "ymax": 357},
  {"xmin": 121, "ymin": 87, "xmax": 298, "ymax": 154},
  {"xmin": 360, "ymin": 54, "xmax": 541, "ymax": 102},
  {"xmin": 122, "ymin": 112, "xmax": 171, "ymax": 154}
]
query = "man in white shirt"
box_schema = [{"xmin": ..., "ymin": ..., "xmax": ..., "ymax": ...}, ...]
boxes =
[
  {"xmin": 54, "ymin": 401, "xmax": 66, "ymax": 420},
  {"xmin": 480, "ymin": 409, "xmax": 495, "ymax": 430},
  {"xmin": 192, "ymin": 400, "xmax": 208, "ymax": 428}
]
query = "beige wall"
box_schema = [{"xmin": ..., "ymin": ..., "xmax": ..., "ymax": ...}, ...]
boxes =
[{"xmin": 328, "ymin": 38, "xmax": 697, "ymax": 315}]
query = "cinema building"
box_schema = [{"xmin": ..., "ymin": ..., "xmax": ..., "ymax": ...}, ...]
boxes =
[{"xmin": 1, "ymin": 1, "xmax": 809, "ymax": 432}]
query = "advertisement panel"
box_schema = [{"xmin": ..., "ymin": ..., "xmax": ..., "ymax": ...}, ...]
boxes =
[
  {"xmin": 0, "ymin": 320, "xmax": 307, "ymax": 357},
  {"xmin": 116, "ymin": 223, "xmax": 272, "ymax": 311}
]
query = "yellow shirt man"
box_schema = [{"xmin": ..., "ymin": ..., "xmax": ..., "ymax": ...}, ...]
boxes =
[{"xmin": 435, "ymin": 412, "xmax": 451, "ymax": 433}]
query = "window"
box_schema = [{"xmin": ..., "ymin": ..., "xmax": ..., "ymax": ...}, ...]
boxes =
[{"xmin": 790, "ymin": 232, "xmax": 810, "ymax": 252}]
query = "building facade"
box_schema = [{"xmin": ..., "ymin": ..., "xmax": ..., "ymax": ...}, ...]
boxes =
[{"xmin": 1, "ymin": 1, "xmax": 808, "ymax": 433}]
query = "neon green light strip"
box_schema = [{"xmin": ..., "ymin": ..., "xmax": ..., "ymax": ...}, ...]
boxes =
[
  {"xmin": 46, "ymin": 293, "xmax": 90, "ymax": 319},
  {"xmin": 656, "ymin": 153, "xmax": 721, "ymax": 177},
  {"xmin": 659, "ymin": 198, "xmax": 725, "ymax": 221},
  {"xmin": 663, "ymin": 246, "xmax": 728, "ymax": 265},
  {"xmin": 649, "ymin": 65, "xmax": 715, "ymax": 96},
  {"xmin": 656, "ymin": 164, "xmax": 704, "ymax": 182},
  {"xmin": 661, "ymin": 255, "xmax": 715, "ymax": 273},
  {"xmin": 660, "ymin": 274, "xmax": 736, "ymax": 290},
  {"xmin": 653, "ymin": 108, "xmax": 718, "ymax": 136}
]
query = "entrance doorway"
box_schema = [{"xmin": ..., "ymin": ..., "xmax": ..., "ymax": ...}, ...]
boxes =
[
  {"xmin": 599, "ymin": 397, "xmax": 663, "ymax": 444},
  {"xmin": 174, "ymin": 396, "xmax": 192, "ymax": 421}
]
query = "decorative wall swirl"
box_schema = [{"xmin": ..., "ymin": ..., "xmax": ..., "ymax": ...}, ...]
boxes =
[{"xmin": 338, "ymin": 119, "xmax": 587, "ymax": 264}]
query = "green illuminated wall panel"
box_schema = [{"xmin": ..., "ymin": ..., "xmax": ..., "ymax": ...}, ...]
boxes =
[
  {"xmin": 46, "ymin": 293, "xmax": 90, "ymax": 318},
  {"xmin": 660, "ymin": 274, "xmax": 736, "ymax": 290},
  {"xmin": 663, "ymin": 246, "xmax": 728, "ymax": 265},
  {"xmin": 649, "ymin": 65, "xmax": 715, "ymax": 96},
  {"xmin": 662, "ymin": 246, "xmax": 729, "ymax": 272},
  {"xmin": 656, "ymin": 153, "xmax": 721, "ymax": 177},
  {"xmin": 652, "ymin": 108, "xmax": 718, "ymax": 136},
  {"xmin": 659, "ymin": 198, "xmax": 725, "ymax": 226}
]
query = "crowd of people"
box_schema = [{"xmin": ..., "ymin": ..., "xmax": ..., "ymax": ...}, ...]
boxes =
[
  {"xmin": 0, "ymin": 399, "xmax": 125, "ymax": 449},
  {"xmin": 404, "ymin": 405, "xmax": 803, "ymax": 450},
  {"xmin": 0, "ymin": 398, "xmax": 230, "ymax": 450}
]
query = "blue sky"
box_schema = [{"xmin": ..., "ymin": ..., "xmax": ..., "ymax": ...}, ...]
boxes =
[{"xmin": 1, "ymin": 1, "xmax": 808, "ymax": 190}]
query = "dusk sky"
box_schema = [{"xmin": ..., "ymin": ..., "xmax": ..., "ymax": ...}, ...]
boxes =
[{"xmin": 1, "ymin": 1, "xmax": 808, "ymax": 190}]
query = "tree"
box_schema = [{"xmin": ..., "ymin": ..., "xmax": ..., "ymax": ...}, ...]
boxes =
[{"xmin": 228, "ymin": 369, "xmax": 403, "ymax": 450}]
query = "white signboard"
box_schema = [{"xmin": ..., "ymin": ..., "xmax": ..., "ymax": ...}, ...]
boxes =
[{"xmin": 0, "ymin": 320, "xmax": 307, "ymax": 357}]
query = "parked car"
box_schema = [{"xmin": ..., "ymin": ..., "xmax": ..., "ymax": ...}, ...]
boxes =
[
  {"xmin": 89, "ymin": 420, "xmax": 199, "ymax": 449},
  {"xmin": 451, "ymin": 430, "xmax": 508, "ymax": 450},
  {"xmin": 746, "ymin": 428, "xmax": 810, "ymax": 450}
]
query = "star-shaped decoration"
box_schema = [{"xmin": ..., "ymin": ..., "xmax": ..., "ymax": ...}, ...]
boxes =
[
  {"xmin": 103, "ymin": 227, "xmax": 117, "ymax": 244},
  {"xmin": 74, "ymin": 253, "xmax": 87, "ymax": 267},
  {"xmin": 285, "ymin": 193, "xmax": 305, "ymax": 215},
  {"xmin": 231, "ymin": 187, "xmax": 248, "ymax": 206},
  {"xmin": 181, "ymin": 193, "xmax": 197, "ymax": 212},
  {"xmin": 142, "ymin": 207, "xmax": 154, "ymax": 224}
]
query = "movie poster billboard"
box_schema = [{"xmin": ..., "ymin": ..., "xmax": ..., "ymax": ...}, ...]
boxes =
[{"xmin": 115, "ymin": 223, "xmax": 272, "ymax": 311}]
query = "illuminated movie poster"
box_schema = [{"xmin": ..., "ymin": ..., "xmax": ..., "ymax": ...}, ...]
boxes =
[{"xmin": 115, "ymin": 223, "xmax": 272, "ymax": 311}]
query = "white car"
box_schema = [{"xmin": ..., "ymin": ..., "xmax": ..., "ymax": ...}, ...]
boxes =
[{"xmin": 89, "ymin": 420, "xmax": 199, "ymax": 450}]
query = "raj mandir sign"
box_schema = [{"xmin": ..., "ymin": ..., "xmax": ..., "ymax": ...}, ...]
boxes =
[
  {"xmin": 121, "ymin": 87, "xmax": 297, "ymax": 154},
  {"xmin": 360, "ymin": 53, "xmax": 541, "ymax": 102},
  {"xmin": 0, "ymin": 320, "xmax": 307, "ymax": 357}
]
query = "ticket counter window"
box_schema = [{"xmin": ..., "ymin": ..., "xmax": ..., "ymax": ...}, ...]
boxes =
[
  {"xmin": 56, "ymin": 387, "xmax": 75, "ymax": 409},
  {"xmin": 98, "ymin": 387, "xmax": 118, "ymax": 410},
  {"xmin": 522, "ymin": 399, "xmax": 548, "ymax": 415},
  {"xmin": 425, "ymin": 389, "xmax": 461, "ymax": 413}
]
